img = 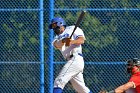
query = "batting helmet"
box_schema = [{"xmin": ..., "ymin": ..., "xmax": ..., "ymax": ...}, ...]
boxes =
[
  {"xmin": 49, "ymin": 17, "xmax": 66, "ymax": 29},
  {"xmin": 127, "ymin": 58, "xmax": 140, "ymax": 73}
]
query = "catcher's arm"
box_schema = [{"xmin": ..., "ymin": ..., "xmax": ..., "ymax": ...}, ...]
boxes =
[
  {"xmin": 99, "ymin": 82, "xmax": 134, "ymax": 93},
  {"xmin": 99, "ymin": 90, "xmax": 125, "ymax": 93},
  {"xmin": 114, "ymin": 82, "xmax": 134, "ymax": 93}
]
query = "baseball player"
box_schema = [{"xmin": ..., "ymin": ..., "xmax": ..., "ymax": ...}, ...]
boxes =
[
  {"xmin": 49, "ymin": 17, "xmax": 92, "ymax": 93},
  {"xmin": 99, "ymin": 58, "xmax": 140, "ymax": 93}
]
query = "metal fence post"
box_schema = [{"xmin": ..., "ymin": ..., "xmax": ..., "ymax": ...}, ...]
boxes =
[
  {"xmin": 49, "ymin": 0, "xmax": 54, "ymax": 93},
  {"xmin": 39, "ymin": 0, "xmax": 44, "ymax": 93}
]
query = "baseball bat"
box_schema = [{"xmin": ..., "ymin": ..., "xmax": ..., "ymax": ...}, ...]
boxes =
[{"xmin": 69, "ymin": 10, "xmax": 86, "ymax": 39}]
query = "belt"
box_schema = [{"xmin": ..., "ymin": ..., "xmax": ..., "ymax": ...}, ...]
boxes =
[{"xmin": 69, "ymin": 53, "xmax": 83, "ymax": 58}]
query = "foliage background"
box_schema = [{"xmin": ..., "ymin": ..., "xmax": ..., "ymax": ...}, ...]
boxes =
[{"xmin": 0, "ymin": 0, "xmax": 140, "ymax": 93}]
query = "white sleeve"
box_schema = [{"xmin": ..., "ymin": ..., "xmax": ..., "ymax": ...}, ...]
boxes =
[
  {"xmin": 52, "ymin": 36, "xmax": 58, "ymax": 47},
  {"xmin": 73, "ymin": 27, "xmax": 86, "ymax": 40}
]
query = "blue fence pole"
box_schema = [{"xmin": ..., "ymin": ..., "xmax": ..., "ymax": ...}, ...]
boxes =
[
  {"xmin": 39, "ymin": 0, "xmax": 44, "ymax": 93},
  {"xmin": 49, "ymin": 0, "xmax": 54, "ymax": 93}
]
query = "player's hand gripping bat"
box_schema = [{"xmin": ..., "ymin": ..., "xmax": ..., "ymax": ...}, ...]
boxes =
[{"xmin": 65, "ymin": 11, "xmax": 86, "ymax": 46}]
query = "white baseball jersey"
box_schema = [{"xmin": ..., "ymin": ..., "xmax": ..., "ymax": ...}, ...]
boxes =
[
  {"xmin": 53, "ymin": 25, "xmax": 86, "ymax": 59},
  {"xmin": 53, "ymin": 25, "xmax": 91, "ymax": 93}
]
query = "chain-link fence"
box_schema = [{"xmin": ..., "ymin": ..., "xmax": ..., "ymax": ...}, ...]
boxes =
[{"xmin": 0, "ymin": 0, "xmax": 140, "ymax": 93}]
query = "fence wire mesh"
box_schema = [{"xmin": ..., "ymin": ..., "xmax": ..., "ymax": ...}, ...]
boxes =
[{"xmin": 0, "ymin": 0, "xmax": 140, "ymax": 93}]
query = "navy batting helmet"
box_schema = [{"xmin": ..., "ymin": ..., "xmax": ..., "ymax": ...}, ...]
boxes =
[
  {"xmin": 49, "ymin": 17, "xmax": 66, "ymax": 29},
  {"xmin": 127, "ymin": 58, "xmax": 140, "ymax": 73}
]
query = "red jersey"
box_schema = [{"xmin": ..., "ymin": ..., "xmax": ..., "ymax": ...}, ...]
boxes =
[{"xmin": 129, "ymin": 72, "xmax": 140, "ymax": 93}]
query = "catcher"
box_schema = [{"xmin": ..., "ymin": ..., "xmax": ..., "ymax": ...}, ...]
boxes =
[{"xmin": 99, "ymin": 58, "xmax": 140, "ymax": 93}]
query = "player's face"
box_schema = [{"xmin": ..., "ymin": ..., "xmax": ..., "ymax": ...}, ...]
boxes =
[
  {"xmin": 131, "ymin": 66, "xmax": 139, "ymax": 74},
  {"xmin": 53, "ymin": 25, "xmax": 65, "ymax": 35},
  {"xmin": 59, "ymin": 26, "xmax": 65, "ymax": 33},
  {"xmin": 127, "ymin": 63, "xmax": 139, "ymax": 74},
  {"xmin": 127, "ymin": 63, "xmax": 133, "ymax": 73}
]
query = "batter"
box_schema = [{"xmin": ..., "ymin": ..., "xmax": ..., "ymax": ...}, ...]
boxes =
[{"xmin": 49, "ymin": 17, "xmax": 92, "ymax": 93}]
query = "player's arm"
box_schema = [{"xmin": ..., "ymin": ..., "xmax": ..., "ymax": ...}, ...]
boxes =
[
  {"xmin": 99, "ymin": 82, "xmax": 134, "ymax": 93},
  {"xmin": 62, "ymin": 36, "xmax": 85, "ymax": 46},
  {"xmin": 53, "ymin": 40, "xmax": 64, "ymax": 49},
  {"xmin": 70, "ymin": 36, "xmax": 85, "ymax": 45},
  {"xmin": 71, "ymin": 27, "xmax": 85, "ymax": 45},
  {"xmin": 114, "ymin": 82, "xmax": 134, "ymax": 93}
]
